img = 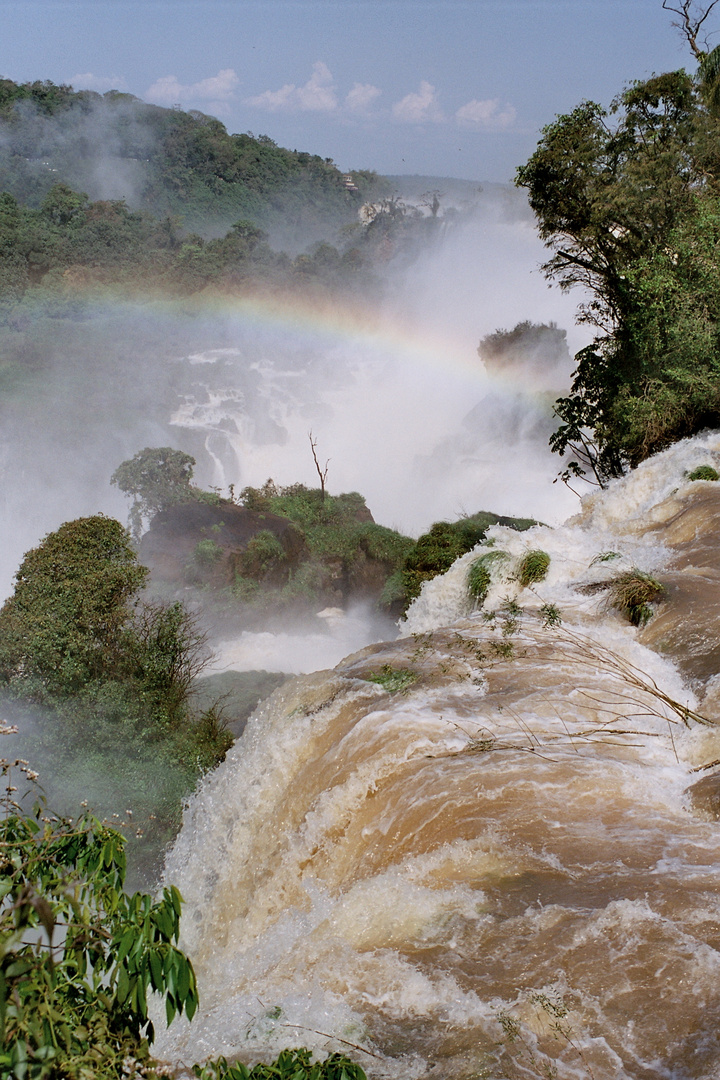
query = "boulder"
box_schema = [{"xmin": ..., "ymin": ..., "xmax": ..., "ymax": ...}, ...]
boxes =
[{"xmin": 139, "ymin": 500, "xmax": 305, "ymax": 585}]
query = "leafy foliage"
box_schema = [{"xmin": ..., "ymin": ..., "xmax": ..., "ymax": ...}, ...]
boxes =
[
  {"xmin": 582, "ymin": 568, "xmax": 666, "ymax": 627},
  {"xmin": 467, "ymin": 550, "xmax": 510, "ymax": 605},
  {"xmin": 517, "ymin": 66, "xmax": 720, "ymax": 476},
  {"xmin": 688, "ymin": 463, "xmax": 720, "ymax": 480},
  {"xmin": 111, "ymin": 447, "xmax": 197, "ymax": 539},
  {"xmin": 478, "ymin": 320, "xmax": 570, "ymax": 372},
  {"xmin": 0, "ymin": 517, "xmax": 231, "ymax": 880},
  {"xmin": 398, "ymin": 512, "xmax": 536, "ymax": 614},
  {"xmin": 0, "ymin": 80, "xmax": 385, "ymax": 236},
  {"xmin": 0, "ymin": 750, "xmax": 198, "ymax": 1080},
  {"xmin": 366, "ymin": 664, "xmax": 417, "ymax": 694},
  {"xmin": 606, "ymin": 570, "xmax": 666, "ymax": 627},
  {"xmin": 194, "ymin": 1049, "xmax": 367, "ymax": 1080},
  {"xmin": 0, "ymin": 517, "xmax": 147, "ymax": 700},
  {"xmin": 233, "ymin": 481, "xmax": 414, "ymax": 612}
]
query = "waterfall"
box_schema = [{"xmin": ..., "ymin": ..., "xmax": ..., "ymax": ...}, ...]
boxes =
[{"xmin": 152, "ymin": 432, "xmax": 720, "ymax": 1078}]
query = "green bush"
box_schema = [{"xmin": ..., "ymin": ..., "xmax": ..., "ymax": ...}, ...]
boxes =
[
  {"xmin": 467, "ymin": 551, "xmax": 510, "ymax": 604},
  {"xmin": 233, "ymin": 482, "xmax": 413, "ymax": 613},
  {"xmin": 236, "ymin": 530, "xmax": 287, "ymax": 579},
  {"xmin": 606, "ymin": 569, "xmax": 666, "ymax": 627},
  {"xmin": 195, "ymin": 1049, "xmax": 367, "ymax": 1080},
  {"xmin": 378, "ymin": 569, "xmax": 406, "ymax": 609},
  {"xmin": 0, "ymin": 753, "xmax": 198, "ymax": 1080},
  {"xmin": 687, "ymin": 464, "xmax": 720, "ymax": 481},
  {"xmin": 195, "ymin": 538, "xmax": 225, "ymax": 567},
  {"xmin": 367, "ymin": 663, "xmax": 417, "ymax": 694},
  {"xmin": 517, "ymin": 550, "xmax": 551, "ymax": 588},
  {"xmin": 0, "ymin": 516, "xmax": 148, "ymax": 700},
  {"xmin": 0, "ymin": 518, "xmax": 234, "ymax": 882},
  {"xmin": 399, "ymin": 513, "xmax": 537, "ymax": 612}
]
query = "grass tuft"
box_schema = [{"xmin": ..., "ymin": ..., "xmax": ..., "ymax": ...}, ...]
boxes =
[
  {"xmin": 606, "ymin": 569, "xmax": 665, "ymax": 626},
  {"xmin": 367, "ymin": 664, "xmax": 417, "ymax": 694},
  {"xmin": 517, "ymin": 549, "xmax": 551, "ymax": 588},
  {"xmin": 467, "ymin": 550, "xmax": 509, "ymax": 604},
  {"xmin": 687, "ymin": 464, "xmax": 720, "ymax": 481}
]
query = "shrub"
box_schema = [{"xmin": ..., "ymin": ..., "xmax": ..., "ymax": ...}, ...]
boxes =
[
  {"xmin": 0, "ymin": 516, "xmax": 147, "ymax": 700},
  {"xmin": 606, "ymin": 569, "xmax": 666, "ymax": 627},
  {"xmin": 194, "ymin": 538, "xmax": 225, "ymax": 567},
  {"xmin": 0, "ymin": 749, "xmax": 198, "ymax": 1080},
  {"xmin": 379, "ymin": 569, "xmax": 406, "ymax": 609},
  {"xmin": 0, "ymin": 520, "xmax": 211, "ymax": 728},
  {"xmin": 233, "ymin": 482, "xmax": 413, "ymax": 613},
  {"xmin": 236, "ymin": 530, "xmax": 287, "ymax": 579},
  {"xmin": 195, "ymin": 1049, "xmax": 367, "ymax": 1080},
  {"xmin": 517, "ymin": 550, "xmax": 551, "ymax": 588},
  {"xmin": 367, "ymin": 664, "xmax": 417, "ymax": 693},
  {"xmin": 687, "ymin": 464, "xmax": 720, "ymax": 481},
  {"xmin": 400, "ymin": 514, "xmax": 537, "ymax": 612},
  {"xmin": 467, "ymin": 550, "xmax": 510, "ymax": 604},
  {"xmin": 0, "ymin": 519, "xmax": 231, "ymax": 881}
]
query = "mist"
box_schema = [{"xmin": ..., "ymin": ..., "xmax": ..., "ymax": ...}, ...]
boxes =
[{"xmin": 0, "ymin": 187, "xmax": 587, "ymax": 607}]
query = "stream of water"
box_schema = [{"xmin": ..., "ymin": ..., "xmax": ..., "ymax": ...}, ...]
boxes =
[{"xmin": 153, "ymin": 432, "xmax": 720, "ymax": 1079}]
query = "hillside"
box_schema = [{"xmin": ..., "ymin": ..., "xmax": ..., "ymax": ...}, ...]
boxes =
[{"xmin": 0, "ymin": 78, "xmax": 389, "ymax": 244}]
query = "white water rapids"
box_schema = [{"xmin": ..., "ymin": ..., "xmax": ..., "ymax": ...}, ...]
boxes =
[{"xmin": 153, "ymin": 432, "xmax": 720, "ymax": 1079}]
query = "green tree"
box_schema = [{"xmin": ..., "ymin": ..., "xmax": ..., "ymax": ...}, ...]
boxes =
[
  {"xmin": 478, "ymin": 321, "xmax": 570, "ymax": 373},
  {"xmin": 40, "ymin": 182, "xmax": 89, "ymax": 227},
  {"xmin": 111, "ymin": 446, "xmax": 197, "ymax": 538},
  {"xmin": 516, "ymin": 68, "xmax": 719, "ymax": 478},
  {"xmin": 0, "ymin": 517, "xmax": 225, "ymax": 876},
  {"xmin": 0, "ymin": 516, "xmax": 147, "ymax": 700},
  {"xmin": 0, "ymin": 515, "xmax": 211, "ymax": 727}
]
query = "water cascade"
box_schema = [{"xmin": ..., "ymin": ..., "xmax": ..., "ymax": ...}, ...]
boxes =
[{"xmin": 153, "ymin": 431, "xmax": 720, "ymax": 1079}]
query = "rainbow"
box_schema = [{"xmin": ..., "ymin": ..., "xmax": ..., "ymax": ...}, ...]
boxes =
[{"xmin": 15, "ymin": 281, "xmax": 563, "ymax": 400}]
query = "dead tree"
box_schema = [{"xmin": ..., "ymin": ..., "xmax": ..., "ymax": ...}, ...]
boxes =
[
  {"xmin": 308, "ymin": 431, "xmax": 329, "ymax": 502},
  {"xmin": 662, "ymin": 0, "xmax": 720, "ymax": 59}
]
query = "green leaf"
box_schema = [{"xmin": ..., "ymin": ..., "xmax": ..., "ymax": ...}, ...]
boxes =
[
  {"xmin": 185, "ymin": 988, "xmax": 198, "ymax": 1022},
  {"xmin": 116, "ymin": 926, "xmax": 136, "ymax": 964},
  {"xmin": 148, "ymin": 949, "xmax": 163, "ymax": 990},
  {"xmin": 176, "ymin": 955, "xmax": 190, "ymax": 1001},
  {"xmin": 116, "ymin": 962, "xmax": 130, "ymax": 1005}
]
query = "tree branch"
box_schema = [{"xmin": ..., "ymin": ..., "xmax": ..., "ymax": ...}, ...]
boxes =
[{"xmin": 662, "ymin": 0, "xmax": 720, "ymax": 59}]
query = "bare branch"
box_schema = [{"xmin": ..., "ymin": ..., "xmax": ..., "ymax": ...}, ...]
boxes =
[
  {"xmin": 308, "ymin": 430, "xmax": 330, "ymax": 502},
  {"xmin": 662, "ymin": 0, "xmax": 720, "ymax": 59}
]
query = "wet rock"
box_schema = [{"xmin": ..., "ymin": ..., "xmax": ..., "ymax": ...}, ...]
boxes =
[
  {"xmin": 685, "ymin": 772, "xmax": 720, "ymax": 819},
  {"xmin": 139, "ymin": 500, "xmax": 305, "ymax": 584}
]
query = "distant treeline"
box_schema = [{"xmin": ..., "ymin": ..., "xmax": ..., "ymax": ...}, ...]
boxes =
[
  {"xmin": 0, "ymin": 79, "xmax": 460, "ymax": 326},
  {"xmin": 0, "ymin": 78, "xmax": 387, "ymax": 238},
  {"xmin": 0, "ymin": 183, "xmax": 379, "ymax": 319}
]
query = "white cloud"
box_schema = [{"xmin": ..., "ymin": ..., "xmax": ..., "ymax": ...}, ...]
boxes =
[
  {"xmin": 345, "ymin": 82, "xmax": 381, "ymax": 112},
  {"xmin": 392, "ymin": 81, "xmax": 444, "ymax": 123},
  {"xmin": 146, "ymin": 68, "xmax": 239, "ymax": 107},
  {"xmin": 68, "ymin": 73, "xmax": 128, "ymax": 93},
  {"xmin": 297, "ymin": 62, "xmax": 337, "ymax": 111},
  {"xmin": 247, "ymin": 62, "xmax": 338, "ymax": 113},
  {"xmin": 455, "ymin": 98, "xmax": 517, "ymax": 129}
]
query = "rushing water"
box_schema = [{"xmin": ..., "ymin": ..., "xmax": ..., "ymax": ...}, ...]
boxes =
[{"xmin": 154, "ymin": 435, "xmax": 720, "ymax": 1079}]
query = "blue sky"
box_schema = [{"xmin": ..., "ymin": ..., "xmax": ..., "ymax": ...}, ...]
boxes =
[{"xmin": 0, "ymin": 0, "xmax": 706, "ymax": 181}]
